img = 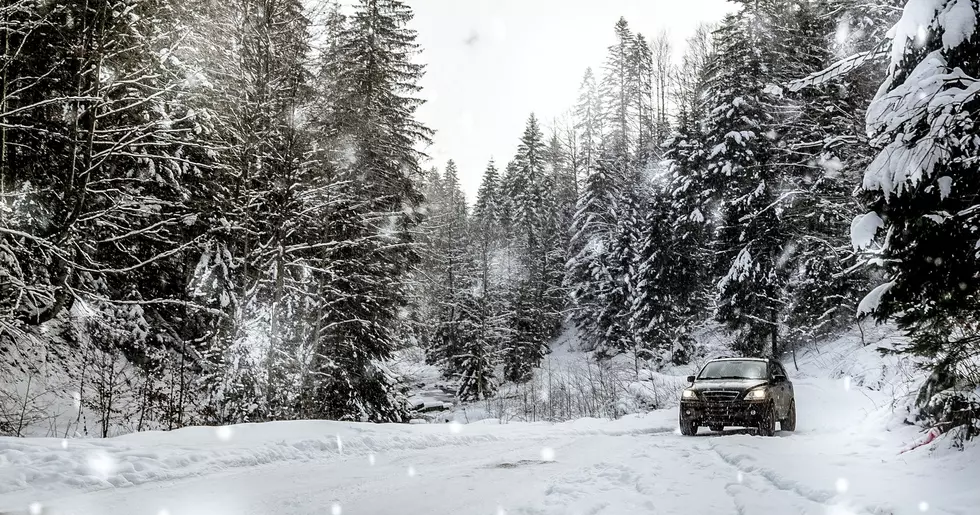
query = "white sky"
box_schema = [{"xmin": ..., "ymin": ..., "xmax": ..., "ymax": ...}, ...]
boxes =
[{"xmin": 409, "ymin": 0, "xmax": 734, "ymax": 200}]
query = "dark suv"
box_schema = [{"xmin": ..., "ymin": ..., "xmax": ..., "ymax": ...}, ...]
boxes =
[{"xmin": 678, "ymin": 358, "xmax": 795, "ymax": 436}]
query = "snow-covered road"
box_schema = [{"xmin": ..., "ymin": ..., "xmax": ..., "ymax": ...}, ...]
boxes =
[{"xmin": 2, "ymin": 378, "xmax": 977, "ymax": 515}]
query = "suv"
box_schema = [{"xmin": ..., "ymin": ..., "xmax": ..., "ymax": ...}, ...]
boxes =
[{"xmin": 678, "ymin": 357, "xmax": 795, "ymax": 436}]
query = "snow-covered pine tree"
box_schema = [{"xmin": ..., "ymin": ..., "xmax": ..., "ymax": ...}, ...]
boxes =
[
  {"xmin": 601, "ymin": 18, "xmax": 636, "ymax": 158},
  {"xmin": 566, "ymin": 149, "xmax": 622, "ymax": 352},
  {"xmin": 300, "ymin": 0, "xmax": 433, "ymax": 422},
  {"xmin": 447, "ymin": 289, "xmax": 499, "ymax": 402},
  {"xmin": 854, "ymin": 0, "xmax": 980, "ymax": 411},
  {"xmin": 629, "ymin": 23, "xmax": 716, "ymax": 368},
  {"xmin": 474, "ymin": 160, "xmax": 501, "ymax": 228},
  {"xmin": 546, "ymin": 130, "xmax": 578, "ymax": 231},
  {"xmin": 704, "ymin": 2, "xmax": 787, "ymax": 358},
  {"xmin": 430, "ymin": 160, "xmax": 477, "ymax": 378},
  {"xmin": 456, "ymin": 159, "xmax": 510, "ymax": 400},
  {"xmin": 500, "ymin": 114, "xmax": 562, "ymax": 382},
  {"xmin": 603, "ymin": 175, "xmax": 644, "ymax": 361},
  {"xmin": 773, "ymin": 0, "xmax": 873, "ymax": 352}
]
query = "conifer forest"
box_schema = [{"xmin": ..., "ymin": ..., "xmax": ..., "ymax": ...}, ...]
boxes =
[{"xmin": 1, "ymin": 0, "xmax": 978, "ymax": 443}]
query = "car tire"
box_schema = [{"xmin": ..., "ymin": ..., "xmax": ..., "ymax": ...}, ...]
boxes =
[
  {"xmin": 758, "ymin": 402, "xmax": 777, "ymax": 437},
  {"xmin": 679, "ymin": 418, "xmax": 698, "ymax": 436},
  {"xmin": 710, "ymin": 425, "xmax": 724, "ymax": 432},
  {"xmin": 781, "ymin": 399, "xmax": 797, "ymax": 432}
]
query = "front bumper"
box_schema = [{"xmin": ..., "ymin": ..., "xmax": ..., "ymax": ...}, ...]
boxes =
[{"xmin": 679, "ymin": 399, "xmax": 768, "ymax": 426}]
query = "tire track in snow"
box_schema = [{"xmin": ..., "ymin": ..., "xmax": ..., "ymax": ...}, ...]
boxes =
[
  {"xmin": 706, "ymin": 441, "xmax": 885, "ymax": 515},
  {"xmin": 711, "ymin": 443, "xmax": 837, "ymax": 504}
]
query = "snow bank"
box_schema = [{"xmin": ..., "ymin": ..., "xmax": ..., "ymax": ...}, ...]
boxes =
[{"xmin": 0, "ymin": 410, "xmax": 677, "ymax": 502}]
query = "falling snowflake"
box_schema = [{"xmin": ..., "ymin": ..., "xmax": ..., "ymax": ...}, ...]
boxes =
[
  {"xmin": 368, "ymin": 453, "xmax": 376, "ymax": 466},
  {"xmin": 919, "ymin": 501, "xmax": 930, "ymax": 512},
  {"xmin": 737, "ymin": 471, "xmax": 744, "ymax": 483},
  {"xmin": 216, "ymin": 425, "xmax": 233, "ymax": 441},
  {"xmin": 540, "ymin": 447, "xmax": 555, "ymax": 462},
  {"xmin": 28, "ymin": 502, "xmax": 43, "ymax": 515},
  {"xmin": 843, "ymin": 376, "xmax": 851, "ymax": 391},
  {"xmin": 61, "ymin": 439, "xmax": 68, "ymax": 449},
  {"xmin": 407, "ymin": 466, "xmax": 417, "ymax": 477},
  {"xmin": 87, "ymin": 451, "xmax": 117, "ymax": 480},
  {"xmin": 776, "ymin": 242, "xmax": 797, "ymax": 269},
  {"xmin": 915, "ymin": 25, "xmax": 928, "ymax": 46},
  {"xmin": 336, "ymin": 434, "xmax": 344, "ymax": 454},
  {"xmin": 835, "ymin": 477, "xmax": 849, "ymax": 493},
  {"xmin": 834, "ymin": 19, "xmax": 850, "ymax": 46},
  {"xmin": 496, "ymin": 506, "xmax": 507, "ymax": 515},
  {"xmin": 818, "ymin": 155, "xmax": 844, "ymax": 178},
  {"xmin": 448, "ymin": 421, "xmax": 463, "ymax": 434},
  {"xmin": 158, "ymin": 509, "xmax": 171, "ymax": 515},
  {"xmin": 72, "ymin": 391, "xmax": 82, "ymax": 409},
  {"xmin": 331, "ymin": 503, "xmax": 342, "ymax": 515}
]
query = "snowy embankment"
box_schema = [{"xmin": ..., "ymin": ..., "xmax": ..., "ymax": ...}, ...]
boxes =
[
  {"xmin": 0, "ymin": 411, "xmax": 677, "ymax": 507},
  {"xmin": 2, "ymin": 324, "xmax": 979, "ymax": 515}
]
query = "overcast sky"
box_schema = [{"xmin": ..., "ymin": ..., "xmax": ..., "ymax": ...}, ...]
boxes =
[{"xmin": 408, "ymin": 0, "xmax": 734, "ymax": 200}]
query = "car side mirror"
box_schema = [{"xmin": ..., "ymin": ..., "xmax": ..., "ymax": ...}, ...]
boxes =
[
  {"xmin": 686, "ymin": 375, "xmax": 695, "ymax": 384},
  {"xmin": 773, "ymin": 374, "xmax": 786, "ymax": 383}
]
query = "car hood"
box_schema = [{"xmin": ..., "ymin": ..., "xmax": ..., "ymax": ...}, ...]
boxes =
[{"xmin": 689, "ymin": 379, "xmax": 767, "ymax": 392}]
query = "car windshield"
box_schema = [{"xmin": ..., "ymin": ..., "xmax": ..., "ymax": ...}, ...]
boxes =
[{"xmin": 698, "ymin": 360, "xmax": 768, "ymax": 380}]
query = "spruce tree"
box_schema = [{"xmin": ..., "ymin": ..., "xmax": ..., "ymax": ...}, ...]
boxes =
[
  {"xmin": 566, "ymin": 150, "xmax": 622, "ymax": 352},
  {"xmin": 704, "ymin": 3, "xmax": 785, "ymax": 358},
  {"xmin": 303, "ymin": 0, "xmax": 432, "ymax": 421},
  {"xmin": 855, "ymin": 0, "xmax": 980, "ymax": 389},
  {"xmin": 601, "ymin": 18, "xmax": 636, "ymax": 157}
]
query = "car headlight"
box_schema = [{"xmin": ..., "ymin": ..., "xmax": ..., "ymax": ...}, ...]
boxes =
[
  {"xmin": 681, "ymin": 389, "xmax": 698, "ymax": 400},
  {"xmin": 744, "ymin": 388, "xmax": 768, "ymax": 400}
]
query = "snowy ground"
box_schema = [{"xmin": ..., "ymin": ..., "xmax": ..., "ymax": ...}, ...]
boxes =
[{"xmin": 2, "ymin": 326, "xmax": 978, "ymax": 515}]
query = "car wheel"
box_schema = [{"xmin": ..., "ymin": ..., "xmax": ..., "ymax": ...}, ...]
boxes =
[
  {"xmin": 679, "ymin": 418, "xmax": 698, "ymax": 436},
  {"xmin": 781, "ymin": 399, "xmax": 797, "ymax": 432},
  {"xmin": 758, "ymin": 402, "xmax": 776, "ymax": 437},
  {"xmin": 710, "ymin": 425, "xmax": 724, "ymax": 432}
]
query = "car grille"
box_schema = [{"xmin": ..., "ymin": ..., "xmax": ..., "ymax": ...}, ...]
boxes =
[{"xmin": 700, "ymin": 390, "xmax": 741, "ymax": 402}]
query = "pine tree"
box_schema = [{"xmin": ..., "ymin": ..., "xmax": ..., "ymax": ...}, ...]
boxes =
[
  {"xmin": 566, "ymin": 150, "xmax": 622, "ymax": 352},
  {"xmin": 601, "ymin": 18, "xmax": 636, "ymax": 157},
  {"xmin": 704, "ymin": 3, "xmax": 785, "ymax": 358},
  {"xmin": 499, "ymin": 114, "xmax": 562, "ymax": 382},
  {"xmin": 473, "ymin": 160, "xmax": 501, "ymax": 227},
  {"xmin": 450, "ymin": 290, "xmax": 500, "ymax": 402},
  {"xmin": 773, "ymin": 0, "xmax": 871, "ymax": 351},
  {"xmin": 458, "ymin": 159, "xmax": 509, "ymax": 400},
  {"xmin": 0, "ymin": 0, "xmax": 239, "ymax": 429},
  {"xmin": 429, "ymin": 160, "xmax": 476, "ymax": 377},
  {"xmin": 301, "ymin": 0, "xmax": 433, "ymax": 422},
  {"xmin": 854, "ymin": 0, "xmax": 980, "ymax": 389}
]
